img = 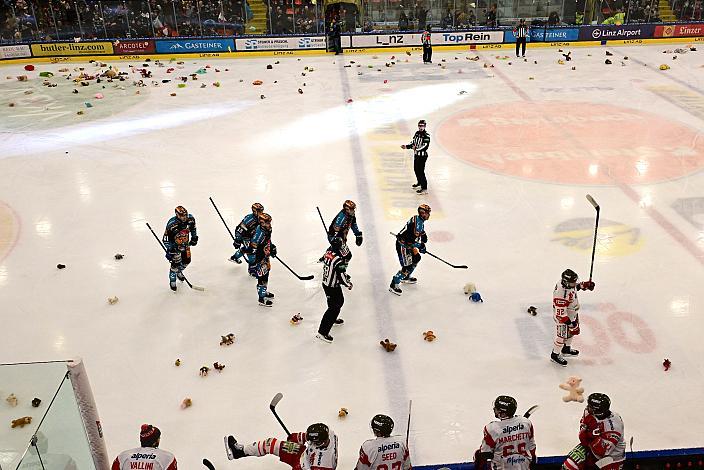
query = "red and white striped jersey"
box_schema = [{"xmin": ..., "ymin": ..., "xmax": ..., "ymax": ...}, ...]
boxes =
[
  {"xmin": 579, "ymin": 410, "xmax": 626, "ymax": 465},
  {"xmin": 112, "ymin": 447, "xmax": 177, "ymax": 470},
  {"xmin": 553, "ymin": 283, "xmax": 580, "ymax": 324},
  {"xmin": 355, "ymin": 435, "xmax": 411, "ymax": 470},
  {"xmin": 479, "ymin": 416, "xmax": 536, "ymax": 470}
]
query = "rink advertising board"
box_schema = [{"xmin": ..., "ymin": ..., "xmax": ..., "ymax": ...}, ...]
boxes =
[
  {"xmin": 31, "ymin": 41, "xmax": 113, "ymax": 57},
  {"xmin": 655, "ymin": 23, "xmax": 704, "ymax": 38},
  {"xmin": 0, "ymin": 44, "xmax": 31, "ymax": 59},
  {"xmin": 504, "ymin": 27, "xmax": 579, "ymax": 43},
  {"xmin": 155, "ymin": 38, "xmax": 234, "ymax": 54},
  {"xmin": 351, "ymin": 31, "xmax": 502, "ymax": 48},
  {"xmin": 114, "ymin": 39, "xmax": 155, "ymax": 55},
  {"xmin": 579, "ymin": 24, "xmax": 655, "ymax": 41},
  {"xmin": 235, "ymin": 36, "xmax": 330, "ymax": 51}
]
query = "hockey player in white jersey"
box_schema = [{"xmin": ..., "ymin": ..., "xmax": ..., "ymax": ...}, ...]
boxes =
[
  {"xmin": 224, "ymin": 423, "xmax": 337, "ymax": 470},
  {"xmin": 562, "ymin": 393, "xmax": 625, "ymax": 470},
  {"xmin": 355, "ymin": 414, "xmax": 412, "ymax": 470},
  {"xmin": 551, "ymin": 269, "xmax": 595, "ymax": 366},
  {"xmin": 112, "ymin": 424, "xmax": 177, "ymax": 470},
  {"xmin": 473, "ymin": 396, "xmax": 536, "ymax": 470}
]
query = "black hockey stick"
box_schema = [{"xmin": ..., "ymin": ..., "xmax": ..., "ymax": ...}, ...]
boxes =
[
  {"xmin": 389, "ymin": 232, "xmax": 468, "ymax": 269},
  {"xmin": 202, "ymin": 458, "xmax": 215, "ymax": 470},
  {"xmin": 269, "ymin": 392, "xmax": 292, "ymax": 435},
  {"xmin": 274, "ymin": 256, "xmax": 314, "ymax": 281},
  {"xmin": 146, "ymin": 222, "xmax": 205, "ymax": 291},
  {"xmin": 315, "ymin": 206, "xmax": 328, "ymax": 234},
  {"xmin": 406, "ymin": 399, "xmax": 412, "ymax": 448},
  {"xmin": 523, "ymin": 404, "xmax": 539, "ymax": 418},
  {"xmin": 586, "ymin": 194, "xmax": 600, "ymax": 282},
  {"xmin": 209, "ymin": 196, "xmax": 236, "ymax": 241}
]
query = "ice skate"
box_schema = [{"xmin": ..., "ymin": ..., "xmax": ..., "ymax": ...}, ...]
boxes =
[
  {"xmin": 551, "ymin": 352, "xmax": 568, "ymax": 366},
  {"xmin": 412, "ymin": 183, "xmax": 420, "ymax": 188},
  {"xmin": 229, "ymin": 254, "xmax": 242, "ymax": 264},
  {"xmin": 416, "ymin": 188, "xmax": 428, "ymax": 195},
  {"xmin": 224, "ymin": 435, "xmax": 246, "ymax": 460},
  {"xmin": 334, "ymin": 318, "xmax": 344, "ymax": 325},
  {"xmin": 265, "ymin": 292, "xmax": 275, "ymax": 299},
  {"xmin": 316, "ymin": 332, "xmax": 333, "ymax": 343},
  {"xmin": 562, "ymin": 346, "xmax": 579, "ymax": 356},
  {"xmin": 258, "ymin": 298, "xmax": 273, "ymax": 307},
  {"xmin": 389, "ymin": 283, "xmax": 402, "ymax": 296},
  {"xmin": 170, "ymin": 281, "xmax": 177, "ymax": 292},
  {"xmin": 401, "ymin": 276, "xmax": 417, "ymax": 284}
]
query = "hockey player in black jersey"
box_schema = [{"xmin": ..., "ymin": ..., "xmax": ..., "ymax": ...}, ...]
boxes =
[
  {"xmin": 401, "ymin": 120, "xmax": 431, "ymax": 194},
  {"xmin": 229, "ymin": 202, "xmax": 264, "ymax": 264},
  {"xmin": 163, "ymin": 205, "xmax": 198, "ymax": 291},
  {"xmin": 389, "ymin": 204, "xmax": 430, "ymax": 296},
  {"xmin": 316, "ymin": 237, "xmax": 352, "ymax": 343}
]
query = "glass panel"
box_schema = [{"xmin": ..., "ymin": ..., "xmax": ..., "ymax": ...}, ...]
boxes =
[
  {"xmin": 99, "ymin": 0, "xmax": 130, "ymax": 38},
  {"xmin": 0, "ymin": 362, "xmax": 67, "ymax": 470},
  {"xmin": 16, "ymin": 373, "xmax": 95, "ymax": 470}
]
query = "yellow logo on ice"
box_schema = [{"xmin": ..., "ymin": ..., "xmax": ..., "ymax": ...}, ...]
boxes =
[{"xmin": 551, "ymin": 218, "xmax": 643, "ymax": 257}]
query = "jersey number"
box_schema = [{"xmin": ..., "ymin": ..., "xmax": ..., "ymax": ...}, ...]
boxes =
[
  {"xmin": 502, "ymin": 442, "xmax": 527, "ymax": 457},
  {"xmin": 376, "ymin": 462, "xmax": 402, "ymax": 470}
]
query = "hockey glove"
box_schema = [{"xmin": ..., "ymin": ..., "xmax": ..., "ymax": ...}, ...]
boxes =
[
  {"xmin": 401, "ymin": 144, "xmax": 407, "ymax": 149},
  {"xmin": 421, "ymin": 233, "xmax": 428, "ymax": 243},
  {"xmin": 189, "ymin": 235, "xmax": 199, "ymax": 246},
  {"xmin": 419, "ymin": 243, "xmax": 427, "ymax": 253},
  {"xmin": 233, "ymin": 238, "xmax": 242, "ymax": 249},
  {"xmin": 355, "ymin": 233, "xmax": 363, "ymax": 246},
  {"xmin": 270, "ymin": 245, "xmax": 277, "ymax": 258},
  {"xmin": 578, "ymin": 281, "xmax": 595, "ymax": 291},
  {"xmin": 167, "ymin": 251, "xmax": 182, "ymax": 264}
]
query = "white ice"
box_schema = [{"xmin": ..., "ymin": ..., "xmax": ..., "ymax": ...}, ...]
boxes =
[{"xmin": 1, "ymin": 43, "xmax": 703, "ymax": 470}]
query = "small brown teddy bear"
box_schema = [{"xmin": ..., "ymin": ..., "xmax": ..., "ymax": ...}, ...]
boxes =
[
  {"xmin": 338, "ymin": 408, "xmax": 348, "ymax": 418},
  {"xmin": 199, "ymin": 366, "xmax": 210, "ymax": 377},
  {"xmin": 181, "ymin": 398, "xmax": 192, "ymax": 409},
  {"xmin": 174, "ymin": 359, "xmax": 181, "ymax": 367},
  {"xmin": 423, "ymin": 331, "xmax": 436, "ymax": 342},
  {"xmin": 213, "ymin": 362, "xmax": 225, "ymax": 372},
  {"xmin": 380, "ymin": 339, "xmax": 397, "ymax": 352},
  {"xmin": 12, "ymin": 416, "xmax": 32, "ymax": 428},
  {"xmin": 220, "ymin": 333, "xmax": 235, "ymax": 346},
  {"xmin": 559, "ymin": 376, "xmax": 585, "ymax": 403}
]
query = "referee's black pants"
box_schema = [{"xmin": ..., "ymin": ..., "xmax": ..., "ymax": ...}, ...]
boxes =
[
  {"xmin": 414, "ymin": 155, "xmax": 428, "ymax": 190},
  {"xmin": 319, "ymin": 284, "xmax": 344, "ymax": 335},
  {"xmin": 423, "ymin": 44, "xmax": 432, "ymax": 63},
  {"xmin": 516, "ymin": 37, "xmax": 527, "ymax": 57}
]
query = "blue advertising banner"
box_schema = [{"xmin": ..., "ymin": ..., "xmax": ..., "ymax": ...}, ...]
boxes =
[
  {"xmin": 504, "ymin": 27, "xmax": 580, "ymax": 43},
  {"xmin": 155, "ymin": 38, "xmax": 235, "ymax": 53},
  {"xmin": 578, "ymin": 24, "xmax": 655, "ymax": 41}
]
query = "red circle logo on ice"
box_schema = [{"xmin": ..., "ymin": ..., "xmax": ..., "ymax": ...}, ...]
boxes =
[
  {"xmin": 437, "ymin": 102, "xmax": 704, "ymax": 185},
  {"xmin": 0, "ymin": 201, "xmax": 20, "ymax": 262}
]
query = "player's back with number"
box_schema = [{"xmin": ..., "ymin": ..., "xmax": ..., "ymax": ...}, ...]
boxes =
[
  {"xmin": 482, "ymin": 415, "xmax": 535, "ymax": 470},
  {"xmin": 356, "ymin": 436, "xmax": 411, "ymax": 470}
]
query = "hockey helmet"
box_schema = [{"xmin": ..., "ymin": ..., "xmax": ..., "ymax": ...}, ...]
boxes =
[
  {"xmin": 343, "ymin": 200, "xmax": 357, "ymax": 214},
  {"xmin": 561, "ymin": 269, "xmax": 578, "ymax": 288},
  {"xmin": 252, "ymin": 203, "xmax": 264, "ymax": 215},
  {"xmin": 418, "ymin": 204, "xmax": 431, "ymax": 220},
  {"xmin": 587, "ymin": 393, "xmax": 611, "ymax": 419},
  {"xmin": 258, "ymin": 213, "xmax": 272, "ymax": 228},
  {"xmin": 418, "ymin": 119, "xmax": 427, "ymax": 128},
  {"xmin": 174, "ymin": 206, "xmax": 188, "ymax": 221},
  {"xmin": 493, "ymin": 395, "xmax": 517, "ymax": 419},
  {"xmin": 306, "ymin": 423, "xmax": 329, "ymax": 446},
  {"xmin": 371, "ymin": 414, "xmax": 394, "ymax": 437}
]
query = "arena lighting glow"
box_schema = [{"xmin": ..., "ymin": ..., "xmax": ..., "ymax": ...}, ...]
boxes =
[
  {"xmin": 0, "ymin": 102, "xmax": 252, "ymax": 158},
  {"xmin": 255, "ymin": 82, "xmax": 477, "ymax": 150}
]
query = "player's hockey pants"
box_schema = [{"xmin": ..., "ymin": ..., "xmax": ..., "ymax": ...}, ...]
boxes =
[
  {"xmin": 414, "ymin": 155, "xmax": 428, "ymax": 190},
  {"xmin": 169, "ymin": 247, "xmax": 191, "ymax": 282},
  {"xmin": 319, "ymin": 284, "xmax": 344, "ymax": 335}
]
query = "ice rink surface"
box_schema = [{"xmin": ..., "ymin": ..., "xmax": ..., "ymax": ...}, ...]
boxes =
[{"xmin": 1, "ymin": 43, "xmax": 703, "ymax": 469}]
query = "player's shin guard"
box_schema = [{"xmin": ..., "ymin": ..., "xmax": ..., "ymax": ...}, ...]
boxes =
[
  {"xmin": 257, "ymin": 284, "xmax": 268, "ymax": 301},
  {"xmin": 553, "ymin": 337, "xmax": 565, "ymax": 355},
  {"xmin": 392, "ymin": 270, "xmax": 405, "ymax": 286},
  {"xmin": 169, "ymin": 269, "xmax": 178, "ymax": 283},
  {"xmin": 245, "ymin": 438, "xmax": 279, "ymax": 457}
]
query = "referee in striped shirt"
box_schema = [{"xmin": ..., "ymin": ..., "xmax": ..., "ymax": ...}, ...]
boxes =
[{"xmin": 514, "ymin": 19, "xmax": 528, "ymax": 58}]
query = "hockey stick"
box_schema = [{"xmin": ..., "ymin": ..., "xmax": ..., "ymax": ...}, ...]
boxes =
[
  {"xmin": 202, "ymin": 458, "xmax": 215, "ymax": 470},
  {"xmin": 146, "ymin": 222, "xmax": 205, "ymax": 291},
  {"xmin": 523, "ymin": 405, "xmax": 539, "ymax": 418},
  {"xmin": 585, "ymin": 194, "xmax": 600, "ymax": 282},
  {"xmin": 315, "ymin": 206, "xmax": 328, "ymax": 234},
  {"xmin": 406, "ymin": 399, "xmax": 412, "ymax": 448},
  {"xmin": 209, "ymin": 196, "xmax": 236, "ymax": 241},
  {"xmin": 274, "ymin": 256, "xmax": 314, "ymax": 281},
  {"xmin": 389, "ymin": 232, "xmax": 468, "ymax": 269},
  {"xmin": 269, "ymin": 392, "xmax": 292, "ymax": 435}
]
